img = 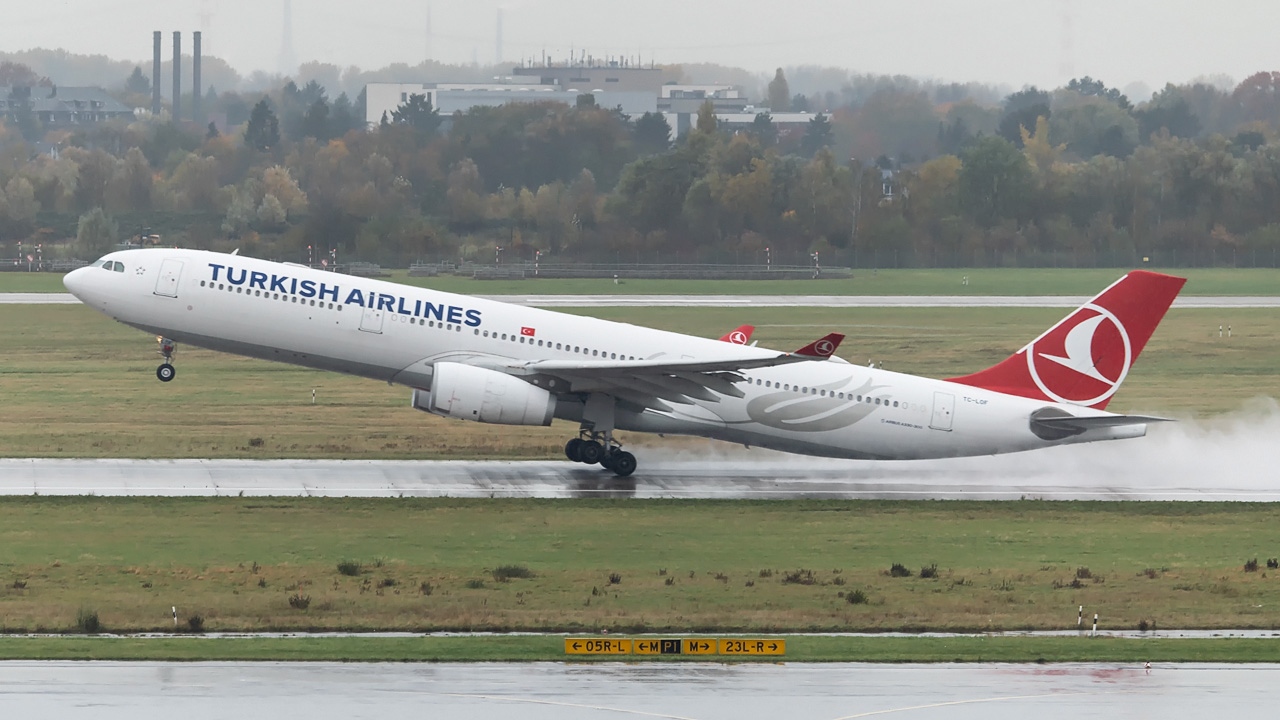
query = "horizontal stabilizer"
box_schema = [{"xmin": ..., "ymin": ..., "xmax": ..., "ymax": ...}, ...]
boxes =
[
  {"xmin": 794, "ymin": 333, "xmax": 844, "ymax": 359},
  {"xmin": 1034, "ymin": 414, "xmax": 1172, "ymax": 430},
  {"xmin": 1030, "ymin": 411, "xmax": 1171, "ymax": 440}
]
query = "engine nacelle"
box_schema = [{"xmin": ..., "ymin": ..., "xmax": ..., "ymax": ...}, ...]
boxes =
[{"xmin": 411, "ymin": 362, "xmax": 554, "ymax": 426}]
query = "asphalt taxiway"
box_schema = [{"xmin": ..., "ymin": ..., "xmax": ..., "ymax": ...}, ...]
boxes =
[
  {"xmin": 5, "ymin": 292, "xmax": 1280, "ymax": 307},
  {"xmin": 4, "ymin": 661, "xmax": 1275, "ymax": 719}
]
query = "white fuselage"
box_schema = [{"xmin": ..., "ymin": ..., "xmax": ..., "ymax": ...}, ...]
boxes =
[{"xmin": 65, "ymin": 249, "xmax": 1143, "ymax": 460}]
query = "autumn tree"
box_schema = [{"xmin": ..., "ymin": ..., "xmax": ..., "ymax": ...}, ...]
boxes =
[
  {"xmin": 957, "ymin": 135, "xmax": 1033, "ymax": 227},
  {"xmin": 245, "ymin": 99, "xmax": 281, "ymax": 152}
]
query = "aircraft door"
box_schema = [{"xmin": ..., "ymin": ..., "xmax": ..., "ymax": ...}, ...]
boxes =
[
  {"xmin": 929, "ymin": 391, "xmax": 955, "ymax": 431},
  {"xmin": 154, "ymin": 259, "xmax": 183, "ymax": 297},
  {"xmin": 359, "ymin": 302, "xmax": 384, "ymax": 334}
]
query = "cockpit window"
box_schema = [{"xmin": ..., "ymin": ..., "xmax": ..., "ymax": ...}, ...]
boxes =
[
  {"xmin": 112, "ymin": 262, "xmax": 125, "ymax": 272},
  {"xmin": 101, "ymin": 260, "xmax": 113, "ymax": 270}
]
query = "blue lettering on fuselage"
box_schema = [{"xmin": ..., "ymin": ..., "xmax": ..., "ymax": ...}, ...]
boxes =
[{"xmin": 205, "ymin": 261, "xmax": 484, "ymax": 327}]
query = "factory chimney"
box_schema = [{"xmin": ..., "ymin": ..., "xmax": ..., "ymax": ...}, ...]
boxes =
[
  {"xmin": 152, "ymin": 31, "xmax": 162, "ymax": 116},
  {"xmin": 193, "ymin": 31, "xmax": 202, "ymax": 123},
  {"xmin": 172, "ymin": 31, "xmax": 182, "ymax": 121}
]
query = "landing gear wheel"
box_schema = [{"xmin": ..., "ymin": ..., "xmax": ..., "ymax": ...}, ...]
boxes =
[
  {"xmin": 609, "ymin": 451, "xmax": 637, "ymax": 477},
  {"xmin": 599, "ymin": 452, "xmax": 616, "ymax": 471},
  {"xmin": 156, "ymin": 363, "xmax": 176, "ymax": 382},
  {"xmin": 577, "ymin": 440, "xmax": 605, "ymax": 465},
  {"xmin": 564, "ymin": 438, "xmax": 583, "ymax": 463}
]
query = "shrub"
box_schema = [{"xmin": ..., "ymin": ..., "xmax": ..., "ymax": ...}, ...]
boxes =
[
  {"xmin": 75, "ymin": 607, "xmax": 101, "ymax": 633},
  {"xmin": 782, "ymin": 569, "xmax": 815, "ymax": 585},
  {"xmin": 664, "ymin": 577, "xmax": 675, "ymax": 586},
  {"xmin": 758, "ymin": 569, "xmax": 774, "ymax": 578},
  {"xmin": 658, "ymin": 568, "xmax": 667, "ymax": 576},
  {"xmin": 492, "ymin": 564, "xmax": 535, "ymax": 581},
  {"xmin": 377, "ymin": 578, "xmax": 397, "ymax": 588},
  {"xmin": 832, "ymin": 576, "xmax": 846, "ymax": 586},
  {"xmin": 11, "ymin": 579, "xmax": 26, "ymax": 589},
  {"xmin": 337, "ymin": 560, "xmax": 362, "ymax": 577},
  {"xmin": 846, "ymin": 589, "xmax": 869, "ymax": 605},
  {"xmin": 920, "ymin": 564, "xmax": 939, "ymax": 579},
  {"xmin": 889, "ymin": 563, "xmax": 911, "ymax": 578},
  {"xmin": 419, "ymin": 581, "xmax": 434, "ymax": 596},
  {"xmin": 1137, "ymin": 618, "xmax": 1157, "ymax": 632},
  {"xmin": 608, "ymin": 573, "xmax": 622, "ymax": 585},
  {"xmin": 257, "ymin": 577, "xmax": 267, "ymax": 588},
  {"xmin": 1244, "ymin": 558, "xmax": 1259, "ymax": 572},
  {"xmin": 248, "ymin": 437, "xmax": 264, "ymax": 447},
  {"xmin": 1268, "ymin": 559, "xmax": 1279, "ymax": 569},
  {"xmin": 288, "ymin": 593, "xmax": 311, "ymax": 609},
  {"xmin": 1143, "ymin": 568, "xmax": 1158, "ymax": 579},
  {"xmin": 465, "ymin": 579, "xmax": 486, "ymax": 589},
  {"xmin": 1075, "ymin": 567, "xmax": 1092, "ymax": 579},
  {"xmin": 187, "ymin": 615, "xmax": 205, "ymax": 633}
]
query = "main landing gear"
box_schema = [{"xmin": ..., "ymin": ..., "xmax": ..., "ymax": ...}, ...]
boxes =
[
  {"xmin": 156, "ymin": 336, "xmax": 177, "ymax": 382},
  {"xmin": 565, "ymin": 431, "xmax": 637, "ymax": 477}
]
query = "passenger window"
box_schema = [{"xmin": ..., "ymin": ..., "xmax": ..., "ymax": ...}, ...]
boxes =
[
  {"xmin": 501, "ymin": 333, "xmax": 507, "ymax": 340},
  {"xmin": 893, "ymin": 401, "xmax": 899, "ymax": 408}
]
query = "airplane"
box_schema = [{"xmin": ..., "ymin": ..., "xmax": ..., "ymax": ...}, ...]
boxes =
[{"xmin": 64, "ymin": 249, "xmax": 1185, "ymax": 477}]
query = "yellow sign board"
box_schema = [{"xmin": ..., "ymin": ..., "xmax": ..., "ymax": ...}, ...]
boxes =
[
  {"xmin": 564, "ymin": 638, "xmax": 633, "ymax": 655},
  {"xmin": 634, "ymin": 639, "xmax": 685, "ymax": 655},
  {"xmin": 564, "ymin": 637, "xmax": 786, "ymax": 656},
  {"xmin": 682, "ymin": 638, "xmax": 718, "ymax": 655},
  {"xmin": 718, "ymin": 638, "xmax": 786, "ymax": 655}
]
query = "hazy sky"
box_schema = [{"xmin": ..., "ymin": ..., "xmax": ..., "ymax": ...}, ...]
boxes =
[{"xmin": 3, "ymin": 0, "xmax": 1275, "ymax": 91}]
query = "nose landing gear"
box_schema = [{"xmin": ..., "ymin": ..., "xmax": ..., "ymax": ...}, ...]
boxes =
[{"xmin": 156, "ymin": 337, "xmax": 177, "ymax": 382}]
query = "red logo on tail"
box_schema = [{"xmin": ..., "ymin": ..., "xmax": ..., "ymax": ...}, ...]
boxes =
[{"xmin": 1025, "ymin": 304, "xmax": 1131, "ymax": 406}]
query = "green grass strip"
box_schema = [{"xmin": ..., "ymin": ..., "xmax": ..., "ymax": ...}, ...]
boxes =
[{"xmin": 2, "ymin": 635, "xmax": 1279, "ymax": 663}]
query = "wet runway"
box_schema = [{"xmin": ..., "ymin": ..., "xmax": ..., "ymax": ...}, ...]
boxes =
[
  {"xmin": 2, "ymin": 411, "xmax": 1279, "ymax": 500},
  {"xmin": 4, "ymin": 292, "xmax": 1280, "ymax": 307},
  {"xmin": 3, "ymin": 661, "xmax": 1275, "ymax": 719}
]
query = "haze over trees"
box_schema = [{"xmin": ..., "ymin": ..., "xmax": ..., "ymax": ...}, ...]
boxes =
[{"xmin": 2, "ymin": 51, "xmax": 1280, "ymax": 268}]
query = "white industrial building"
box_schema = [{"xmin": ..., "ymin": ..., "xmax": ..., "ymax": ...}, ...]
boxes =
[{"xmin": 365, "ymin": 80, "xmax": 656, "ymax": 127}]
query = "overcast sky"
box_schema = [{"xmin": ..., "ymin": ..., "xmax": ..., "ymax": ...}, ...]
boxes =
[{"xmin": 2, "ymin": 0, "xmax": 1275, "ymax": 92}]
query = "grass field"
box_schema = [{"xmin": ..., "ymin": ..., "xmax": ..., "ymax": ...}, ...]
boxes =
[
  {"xmin": 2, "ymin": 498, "xmax": 1280, "ymax": 635},
  {"xmin": 0, "ymin": 304, "xmax": 1275, "ymax": 459},
  {"xmin": 3, "ymin": 635, "xmax": 1279, "ymax": 663},
  {"xmin": 6, "ymin": 266, "xmax": 1280, "ymax": 295}
]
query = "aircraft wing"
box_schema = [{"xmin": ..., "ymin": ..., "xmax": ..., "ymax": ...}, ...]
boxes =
[{"xmin": 495, "ymin": 352, "xmax": 824, "ymax": 412}]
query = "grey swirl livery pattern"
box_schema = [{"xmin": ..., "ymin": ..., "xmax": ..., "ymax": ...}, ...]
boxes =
[{"xmin": 730, "ymin": 378, "xmax": 888, "ymax": 432}]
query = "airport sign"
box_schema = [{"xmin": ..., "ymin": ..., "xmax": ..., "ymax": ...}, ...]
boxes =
[
  {"xmin": 565, "ymin": 638, "xmax": 632, "ymax": 654},
  {"xmin": 719, "ymin": 639, "xmax": 786, "ymax": 655}
]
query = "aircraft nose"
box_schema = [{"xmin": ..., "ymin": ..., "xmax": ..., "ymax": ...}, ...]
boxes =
[{"xmin": 63, "ymin": 266, "xmax": 91, "ymax": 300}]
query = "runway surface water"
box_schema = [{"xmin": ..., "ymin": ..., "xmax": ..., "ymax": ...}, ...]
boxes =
[
  {"xmin": 2, "ymin": 408, "xmax": 1278, "ymax": 500},
  {"xmin": 4, "ymin": 661, "xmax": 1276, "ymax": 719}
]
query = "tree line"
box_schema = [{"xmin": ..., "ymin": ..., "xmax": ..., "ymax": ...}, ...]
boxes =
[{"xmin": 1, "ymin": 61, "xmax": 1279, "ymax": 268}]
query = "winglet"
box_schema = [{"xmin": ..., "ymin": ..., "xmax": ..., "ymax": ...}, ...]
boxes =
[
  {"xmin": 719, "ymin": 325, "xmax": 755, "ymax": 345},
  {"xmin": 794, "ymin": 333, "xmax": 844, "ymax": 359}
]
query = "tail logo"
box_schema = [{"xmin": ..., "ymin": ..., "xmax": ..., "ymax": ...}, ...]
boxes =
[
  {"xmin": 1025, "ymin": 303, "xmax": 1132, "ymax": 406},
  {"xmin": 728, "ymin": 331, "xmax": 748, "ymax": 345},
  {"xmin": 814, "ymin": 339, "xmax": 836, "ymax": 357}
]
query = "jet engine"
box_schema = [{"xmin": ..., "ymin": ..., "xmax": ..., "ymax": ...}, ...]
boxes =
[{"xmin": 411, "ymin": 362, "xmax": 554, "ymax": 426}]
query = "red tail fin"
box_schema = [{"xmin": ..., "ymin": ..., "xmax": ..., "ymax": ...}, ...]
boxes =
[
  {"xmin": 719, "ymin": 325, "xmax": 754, "ymax": 345},
  {"xmin": 794, "ymin": 333, "xmax": 844, "ymax": 359},
  {"xmin": 947, "ymin": 270, "xmax": 1185, "ymax": 409}
]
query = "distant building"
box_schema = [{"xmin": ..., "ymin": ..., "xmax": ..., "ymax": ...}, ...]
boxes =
[
  {"xmin": 658, "ymin": 85, "xmax": 751, "ymax": 138},
  {"xmin": 1, "ymin": 86, "xmax": 134, "ymax": 129},
  {"xmin": 365, "ymin": 79, "xmax": 657, "ymax": 127},
  {"xmin": 512, "ymin": 63, "xmax": 662, "ymax": 93}
]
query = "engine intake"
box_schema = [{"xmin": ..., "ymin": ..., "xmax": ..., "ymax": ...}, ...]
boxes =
[{"xmin": 411, "ymin": 362, "xmax": 554, "ymax": 426}]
